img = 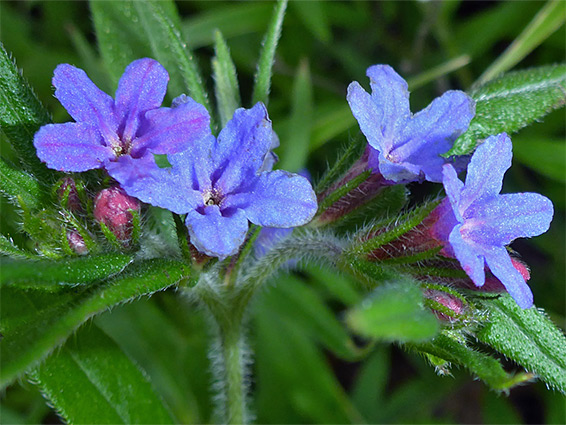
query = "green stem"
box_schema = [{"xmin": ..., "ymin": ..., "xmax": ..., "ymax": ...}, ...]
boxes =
[{"xmin": 219, "ymin": 319, "xmax": 246, "ymax": 424}]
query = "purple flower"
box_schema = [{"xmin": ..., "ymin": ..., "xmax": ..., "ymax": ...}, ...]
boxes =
[
  {"xmin": 432, "ymin": 133, "xmax": 553, "ymax": 308},
  {"xmin": 114, "ymin": 102, "xmax": 318, "ymax": 258},
  {"xmin": 347, "ymin": 65, "xmax": 475, "ymax": 183},
  {"xmin": 34, "ymin": 58, "xmax": 210, "ymax": 183}
]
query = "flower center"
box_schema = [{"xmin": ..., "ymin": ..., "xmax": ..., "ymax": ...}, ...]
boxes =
[{"xmin": 202, "ymin": 188, "xmax": 223, "ymax": 207}]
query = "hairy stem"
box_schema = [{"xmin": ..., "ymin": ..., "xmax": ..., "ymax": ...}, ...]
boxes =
[{"xmin": 218, "ymin": 319, "xmax": 246, "ymax": 424}]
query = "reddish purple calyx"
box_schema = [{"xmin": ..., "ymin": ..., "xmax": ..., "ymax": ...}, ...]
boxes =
[{"xmin": 94, "ymin": 186, "xmax": 140, "ymax": 242}]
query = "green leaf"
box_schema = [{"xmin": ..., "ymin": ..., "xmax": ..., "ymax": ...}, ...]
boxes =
[
  {"xmin": 291, "ymin": 0, "xmax": 331, "ymax": 43},
  {"xmin": 133, "ymin": 0, "xmax": 210, "ymax": 111},
  {"xmin": 0, "ymin": 45, "xmax": 53, "ymax": 181},
  {"xmin": 0, "ymin": 157, "xmax": 43, "ymax": 209},
  {"xmin": 475, "ymin": 294, "xmax": 566, "ymax": 393},
  {"xmin": 181, "ymin": 2, "xmax": 273, "ymax": 49},
  {"xmin": 31, "ymin": 325, "xmax": 174, "ymax": 424},
  {"xmin": 447, "ymin": 64, "xmax": 566, "ymax": 156},
  {"xmin": 413, "ymin": 333, "xmax": 532, "ymax": 391},
  {"xmin": 0, "ymin": 234, "xmax": 35, "ymax": 259},
  {"xmin": 0, "ymin": 253, "xmax": 133, "ymax": 290},
  {"xmin": 346, "ymin": 279, "xmax": 439, "ymax": 343},
  {"xmin": 477, "ymin": 0, "xmax": 566, "ymax": 84},
  {"xmin": 252, "ymin": 0, "xmax": 288, "ymax": 105},
  {"xmin": 0, "ymin": 258, "xmax": 191, "ymax": 388},
  {"xmin": 212, "ymin": 30, "xmax": 241, "ymax": 127},
  {"xmin": 512, "ymin": 136, "xmax": 566, "ymax": 182},
  {"xmin": 279, "ymin": 59, "xmax": 313, "ymax": 172},
  {"xmin": 309, "ymin": 102, "xmax": 357, "ymax": 152}
]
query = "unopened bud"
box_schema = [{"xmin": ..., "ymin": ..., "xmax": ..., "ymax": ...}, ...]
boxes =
[
  {"xmin": 66, "ymin": 230, "xmax": 88, "ymax": 255},
  {"xmin": 57, "ymin": 177, "xmax": 82, "ymax": 212},
  {"xmin": 94, "ymin": 187, "xmax": 140, "ymax": 243},
  {"xmin": 424, "ymin": 289, "xmax": 465, "ymax": 321}
]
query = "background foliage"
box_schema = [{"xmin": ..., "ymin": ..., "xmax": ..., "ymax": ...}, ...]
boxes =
[{"xmin": 1, "ymin": 1, "xmax": 564, "ymax": 424}]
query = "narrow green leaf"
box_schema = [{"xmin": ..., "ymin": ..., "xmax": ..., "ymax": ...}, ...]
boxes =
[
  {"xmin": 291, "ymin": 1, "xmax": 331, "ymax": 43},
  {"xmin": 0, "ymin": 157, "xmax": 43, "ymax": 209},
  {"xmin": 0, "ymin": 258, "xmax": 192, "ymax": 388},
  {"xmin": 252, "ymin": 0, "xmax": 288, "ymax": 105},
  {"xmin": 406, "ymin": 54, "xmax": 471, "ymax": 91},
  {"xmin": 181, "ymin": 2, "xmax": 273, "ymax": 49},
  {"xmin": 477, "ymin": 0, "xmax": 566, "ymax": 84},
  {"xmin": 31, "ymin": 325, "xmax": 174, "ymax": 424},
  {"xmin": 447, "ymin": 65, "xmax": 566, "ymax": 156},
  {"xmin": 279, "ymin": 59, "xmax": 313, "ymax": 171},
  {"xmin": 0, "ymin": 45, "xmax": 53, "ymax": 181},
  {"xmin": 0, "ymin": 253, "xmax": 133, "ymax": 289},
  {"xmin": 413, "ymin": 333, "xmax": 532, "ymax": 391},
  {"xmin": 133, "ymin": 0, "xmax": 210, "ymax": 111},
  {"xmin": 346, "ymin": 279, "xmax": 440, "ymax": 343},
  {"xmin": 475, "ymin": 295, "xmax": 566, "ymax": 393},
  {"xmin": 89, "ymin": 0, "xmax": 152, "ymax": 87},
  {"xmin": 212, "ymin": 30, "xmax": 241, "ymax": 127}
]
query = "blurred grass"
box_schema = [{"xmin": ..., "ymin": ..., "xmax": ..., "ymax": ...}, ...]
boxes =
[{"xmin": 1, "ymin": 1, "xmax": 564, "ymax": 424}]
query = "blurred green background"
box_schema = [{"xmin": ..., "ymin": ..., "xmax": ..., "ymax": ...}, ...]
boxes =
[{"xmin": 1, "ymin": 1, "xmax": 564, "ymax": 423}]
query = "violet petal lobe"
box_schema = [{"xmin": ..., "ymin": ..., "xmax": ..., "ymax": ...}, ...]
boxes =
[
  {"xmin": 108, "ymin": 155, "xmax": 201, "ymax": 215},
  {"xmin": 441, "ymin": 164, "xmax": 464, "ymax": 222},
  {"xmin": 213, "ymin": 103, "xmax": 273, "ymax": 193},
  {"xmin": 464, "ymin": 193, "xmax": 554, "ymax": 246},
  {"xmin": 462, "ymin": 133, "xmax": 512, "ymax": 210},
  {"xmin": 484, "ymin": 246, "xmax": 534, "ymax": 309},
  {"xmin": 448, "ymin": 224, "xmax": 486, "ymax": 287},
  {"xmin": 185, "ymin": 206, "xmax": 249, "ymax": 259},
  {"xmin": 224, "ymin": 170, "xmax": 318, "ymax": 227},
  {"xmin": 34, "ymin": 122, "xmax": 114, "ymax": 172},
  {"xmin": 132, "ymin": 98, "xmax": 211, "ymax": 157},
  {"xmin": 366, "ymin": 65, "xmax": 410, "ymax": 139},
  {"xmin": 114, "ymin": 58, "xmax": 169, "ymax": 143},
  {"xmin": 347, "ymin": 82, "xmax": 387, "ymax": 153},
  {"xmin": 392, "ymin": 91, "xmax": 475, "ymax": 182},
  {"xmin": 53, "ymin": 64, "xmax": 119, "ymax": 144}
]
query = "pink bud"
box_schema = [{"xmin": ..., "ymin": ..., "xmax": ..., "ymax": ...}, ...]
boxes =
[
  {"xmin": 66, "ymin": 230, "xmax": 88, "ymax": 255},
  {"xmin": 94, "ymin": 187, "xmax": 140, "ymax": 242},
  {"xmin": 57, "ymin": 177, "xmax": 82, "ymax": 212},
  {"xmin": 424, "ymin": 289, "xmax": 464, "ymax": 321}
]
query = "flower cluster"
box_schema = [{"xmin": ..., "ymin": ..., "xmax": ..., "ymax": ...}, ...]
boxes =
[{"xmin": 34, "ymin": 58, "xmax": 317, "ymax": 259}]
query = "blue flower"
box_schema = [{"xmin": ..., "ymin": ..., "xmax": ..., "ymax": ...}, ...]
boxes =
[
  {"xmin": 433, "ymin": 133, "xmax": 553, "ymax": 308},
  {"xmin": 34, "ymin": 58, "xmax": 210, "ymax": 181},
  {"xmin": 114, "ymin": 102, "xmax": 318, "ymax": 258},
  {"xmin": 347, "ymin": 65, "xmax": 475, "ymax": 183}
]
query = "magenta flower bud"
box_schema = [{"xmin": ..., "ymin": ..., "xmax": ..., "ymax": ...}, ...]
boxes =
[
  {"xmin": 94, "ymin": 187, "xmax": 140, "ymax": 243},
  {"xmin": 57, "ymin": 177, "xmax": 82, "ymax": 212},
  {"xmin": 424, "ymin": 289, "xmax": 465, "ymax": 321},
  {"xmin": 66, "ymin": 230, "xmax": 88, "ymax": 255}
]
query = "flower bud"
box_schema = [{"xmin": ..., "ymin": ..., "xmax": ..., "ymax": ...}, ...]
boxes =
[
  {"xmin": 94, "ymin": 187, "xmax": 140, "ymax": 243},
  {"xmin": 424, "ymin": 289, "xmax": 465, "ymax": 321},
  {"xmin": 57, "ymin": 177, "xmax": 82, "ymax": 212},
  {"xmin": 66, "ymin": 230, "xmax": 88, "ymax": 255}
]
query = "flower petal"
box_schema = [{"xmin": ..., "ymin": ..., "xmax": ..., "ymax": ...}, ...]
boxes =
[
  {"xmin": 484, "ymin": 246, "xmax": 533, "ymax": 309},
  {"xmin": 224, "ymin": 170, "xmax": 317, "ymax": 227},
  {"xmin": 347, "ymin": 81, "xmax": 388, "ymax": 153},
  {"xmin": 463, "ymin": 192, "xmax": 554, "ymax": 246},
  {"xmin": 114, "ymin": 58, "xmax": 169, "ymax": 142},
  {"xmin": 131, "ymin": 97, "xmax": 211, "ymax": 157},
  {"xmin": 53, "ymin": 64, "xmax": 118, "ymax": 143},
  {"xmin": 185, "ymin": 205, "xmax": 249, "ymax": 258},
  {"xmin": 449, "ymin": 224, "xmax": 486, "ymax": 286},
  {"xmin": 108, "ymin": 155, "xmax": 200, "ymax": 214},
  {"xmin": 213, "ymin": 103, "xmax": 274, "ymax": 193},
  {"xmin": 34, "ymin": 122, "xmax": 113, "ymax": 172},
  {"xmin": 391, "ymin": 91, "xmax": 475, "ymax": 182},
  {"xmin": 461, "ymin": 133, "xmax": 512, "ymax": 210},
  {"xmin": 366, "ymin": 65, "xmax": 410, "ymax": 141},
  {"xmin": 441, "ymin": 164, "xmax": 465, "ymax": 223}
]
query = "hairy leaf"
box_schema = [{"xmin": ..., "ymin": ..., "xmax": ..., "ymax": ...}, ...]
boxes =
[
  {"xmin": 0, "ymin": 45, "xmax": 53, "ymax": 181},
  {"xmin": 0, "ymin": 258, "xmax": 192, "ymax": 388},
  {"xmin": 0, "ymin": 157, "xmax": 43, "ymax": 209},
  {"xmin": 212, "ymin": 30, "xmax": 241, "ymax": 127},
  {"xmin": 31, "ymin": 325, "xmax": 174, "ymax": 424},
  {"xmin": 447, "ymin": 64, "xmax": 566, "ymax": 156},
  {"xmin": 475, "ymin": 295, "xmax": 566, "ymax": 393}
]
